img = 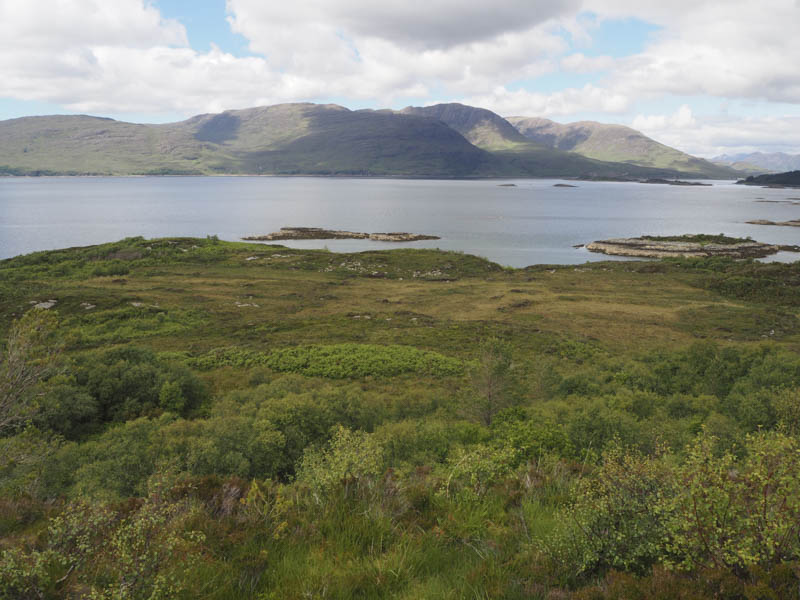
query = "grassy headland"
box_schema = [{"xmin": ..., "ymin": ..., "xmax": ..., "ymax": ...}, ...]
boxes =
[
  {"xmin": 1, "ymin": 237, "xmax": 800, "ymax": 598},
  {"xmin": 738, "ymin": 169, "xmax": 800, "ymax": 187}
]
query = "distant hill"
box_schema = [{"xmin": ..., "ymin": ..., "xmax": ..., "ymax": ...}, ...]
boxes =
[
  {"xmin": 737, "ymin": 170, "xmax": 800, "ymax": 187},
  {"xmin": 713, "ymin": 152, "xmax": 800, "ymax": 175},
  {"xmin": 506, "ymin": 116, "xmax": 739, "ymax": 179},
  {"xmin": 0, "ymin": 104, "xmax": 491, "ymax": 177},
  {"xmin": 0, "ymin": 102, "xmax": 740, "ymax": 179}
]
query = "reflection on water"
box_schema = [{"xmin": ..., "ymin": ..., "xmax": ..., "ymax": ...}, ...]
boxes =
[{"xmin": 1, "ymin": 176, "xmax": 798, "ymax": 267}]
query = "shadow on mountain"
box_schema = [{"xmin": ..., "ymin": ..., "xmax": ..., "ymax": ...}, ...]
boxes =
[
  {"xmin": 195, "ymin": 113, "xmax": 241, "ymax": 144},
  {"xmin": 235, "ymin": 107, "xmax": 490, "ymax": 177}
]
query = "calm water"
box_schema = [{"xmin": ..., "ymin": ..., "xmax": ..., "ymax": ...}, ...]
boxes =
[{"xmin": 1, "ymin": 176, "xmax": 798, "ymax": 267}]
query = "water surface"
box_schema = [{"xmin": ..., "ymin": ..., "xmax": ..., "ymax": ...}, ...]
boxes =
[{"xmin": 1, "ymin": 177, "xmax": 798, "ymax": 267}]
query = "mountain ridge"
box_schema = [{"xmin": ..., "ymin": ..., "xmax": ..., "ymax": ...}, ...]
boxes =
[
  {"xmin": 506, "ymin": 116, "xmax": 739, "ymax": 178},
  {"xmin": 0, "ymin": 102, "xmax": 740, "ymax": 179},
  {"xmin": 713, "ymin": 152, "xmax": 800, "ymax": 174}
]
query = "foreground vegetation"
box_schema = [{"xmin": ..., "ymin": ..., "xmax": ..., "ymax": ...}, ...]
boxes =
[{"xmin": 1, "ymin": 236, "xmax": 800, "ymax": 599}]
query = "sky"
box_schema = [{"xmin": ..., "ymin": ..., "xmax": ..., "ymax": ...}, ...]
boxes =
[{"xmin": 2, "ymin": 0, "xmax": 800, "ymax": 158}]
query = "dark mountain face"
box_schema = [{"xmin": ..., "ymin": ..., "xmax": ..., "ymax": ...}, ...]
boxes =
[
  {"xmin": 229, "ymin": 105, "xmax": 491, "ymax": 176},
  {"xmin": 194, "ymin": 113, "xmax": 242, "ymax": 144}
]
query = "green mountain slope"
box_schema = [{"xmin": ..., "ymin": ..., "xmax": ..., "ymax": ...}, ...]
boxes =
[
  {"xmin": 0, "ymin": 104, "xmax": 491, "ymax": 177},
  {"xmin": 400, "ymin": 103, "xmax": 720, "ymax": 179},
  {"xmin": 401, "ymin": 103, "xmax": 530, "ymax": 150},
  {"xmin": 0, "ymin": 102, "xmax": 739, "ymax": 178},
  {"xmin": 507, "ymin": 116, "xmax": 740, "ymax": 178}
]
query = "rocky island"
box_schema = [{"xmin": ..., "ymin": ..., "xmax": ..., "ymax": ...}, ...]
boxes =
[
  {"xmin": 586, "ymin": 234, "xmax": 799, "ymax": 259},
  {"xmin": 243, "ymin": 227, "xmax": 440, "ymax": 242},
  {"xmin": 580, "ymin": 177, "xmax": 711, "ymax": 186},
  {"xmin": 642, "ymin": 178, "xmax": 712, "ymax": 186},
  {"xmin": 746, "ymin": 219, "xmax": 800, "ymax": 228}
]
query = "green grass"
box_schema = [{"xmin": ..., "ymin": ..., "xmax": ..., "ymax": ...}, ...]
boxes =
[{"xmin": 640, "ymin": 233, "xmax": 752, "ymax": 245}]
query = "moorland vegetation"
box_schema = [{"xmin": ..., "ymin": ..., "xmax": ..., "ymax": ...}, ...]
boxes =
[{"xmin": 1, "ymin": 236, "xmax": 800, "ymax": 598}]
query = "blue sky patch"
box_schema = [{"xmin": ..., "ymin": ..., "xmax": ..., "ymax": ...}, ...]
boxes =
[
  {"xmin": 571, "ymin": 14, "xmax": 661, "ymax": 58},
  {"xmin": 154, "ymin": 0, "xmax": 250, "ymax": 56}
]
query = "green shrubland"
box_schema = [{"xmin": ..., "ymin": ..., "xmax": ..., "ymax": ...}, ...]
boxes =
[{"xmin": 1, "ymin": 237, "xmax": 800, "ymax": 598}]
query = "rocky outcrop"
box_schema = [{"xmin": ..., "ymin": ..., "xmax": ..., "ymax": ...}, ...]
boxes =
[
  {"xmin": 243, "ymin": 227, "xmax": 440, "ymax": 242},
  {"xmin": 585, "ymin": 236, "xmax": 797, "ymax": 259}
]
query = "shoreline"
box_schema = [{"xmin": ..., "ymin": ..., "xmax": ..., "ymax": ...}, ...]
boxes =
[{"xmin": 0, "ymin": 173, "xmax": 731, "ymax": 182}]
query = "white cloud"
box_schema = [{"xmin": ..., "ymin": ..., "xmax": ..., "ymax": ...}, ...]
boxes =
[
  {"xmin": 631, "ymin": 107, "xmax": 800, "ymax": 156},
  {"xmin": 465, "ymin": 84, "xmax": 631, "ymax": 118},
  {"xmin": 0, "ymin": 0, "xmax": 186, "ymax": 50},
  {"xmin": 2, "ymin": 0, "xmax": 800, "ymax": 155},
  {"xmin": 224, "ymin": 0, "xmax": 576, "ymax": 100},
  {"xmin": 631, "ymin": 104, "xmax": 696, "ymax": 131},
  {"xmin": 560, "ymin": 53, "xmax": 615, "ymax": 73},
  {"xmin": 0, "ymin": 0, "xmax": 579, "ymax": 117},
  {"xmin": 226, "ymin": 0, "xmax": 580, "ymax": 51},
  {"xmin": 585, "ymin": 0, "xmax": 800, "ymax": 104}
]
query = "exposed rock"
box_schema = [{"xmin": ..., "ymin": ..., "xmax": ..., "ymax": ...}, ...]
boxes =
[
  {"xmin": 244, "ymin": 227, "xmax": 439, "ymax": 242},
  {"xmin": 586, "ymin": 235, "xmax": 797, "ymax": 259},
  {"xmin": 368, "ymin": 232, "xmax": 439, "ymax": 242},
  {"xmin": 554, "ymin": 183, "xmax": 578, "ymax": 188},
  {"xmin": 746, "ymin": 219, "xmax": 800, "ymax": 228},
  {"xmin": 32, "ymin": 299, "xmax": 57, "ymax": 309}
]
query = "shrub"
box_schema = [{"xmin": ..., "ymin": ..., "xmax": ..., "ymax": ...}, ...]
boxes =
[
  {"xmin": 298, "ymin": 426, "xmax": 385, "ymax": 500},
  {"xmin": 265, "ymin": 344, "xmax": 464, "ymax": 379},
  {"xmin": 563, "ymin": 441, "xmax": 676, "ymax": 577},
  {"xmin": 664, "ymin": 431, "xmax": 800, "ymax": 573},
  {"xmin": 190, "ymin": 344, "xmax": 464, "ymax": 379}
]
